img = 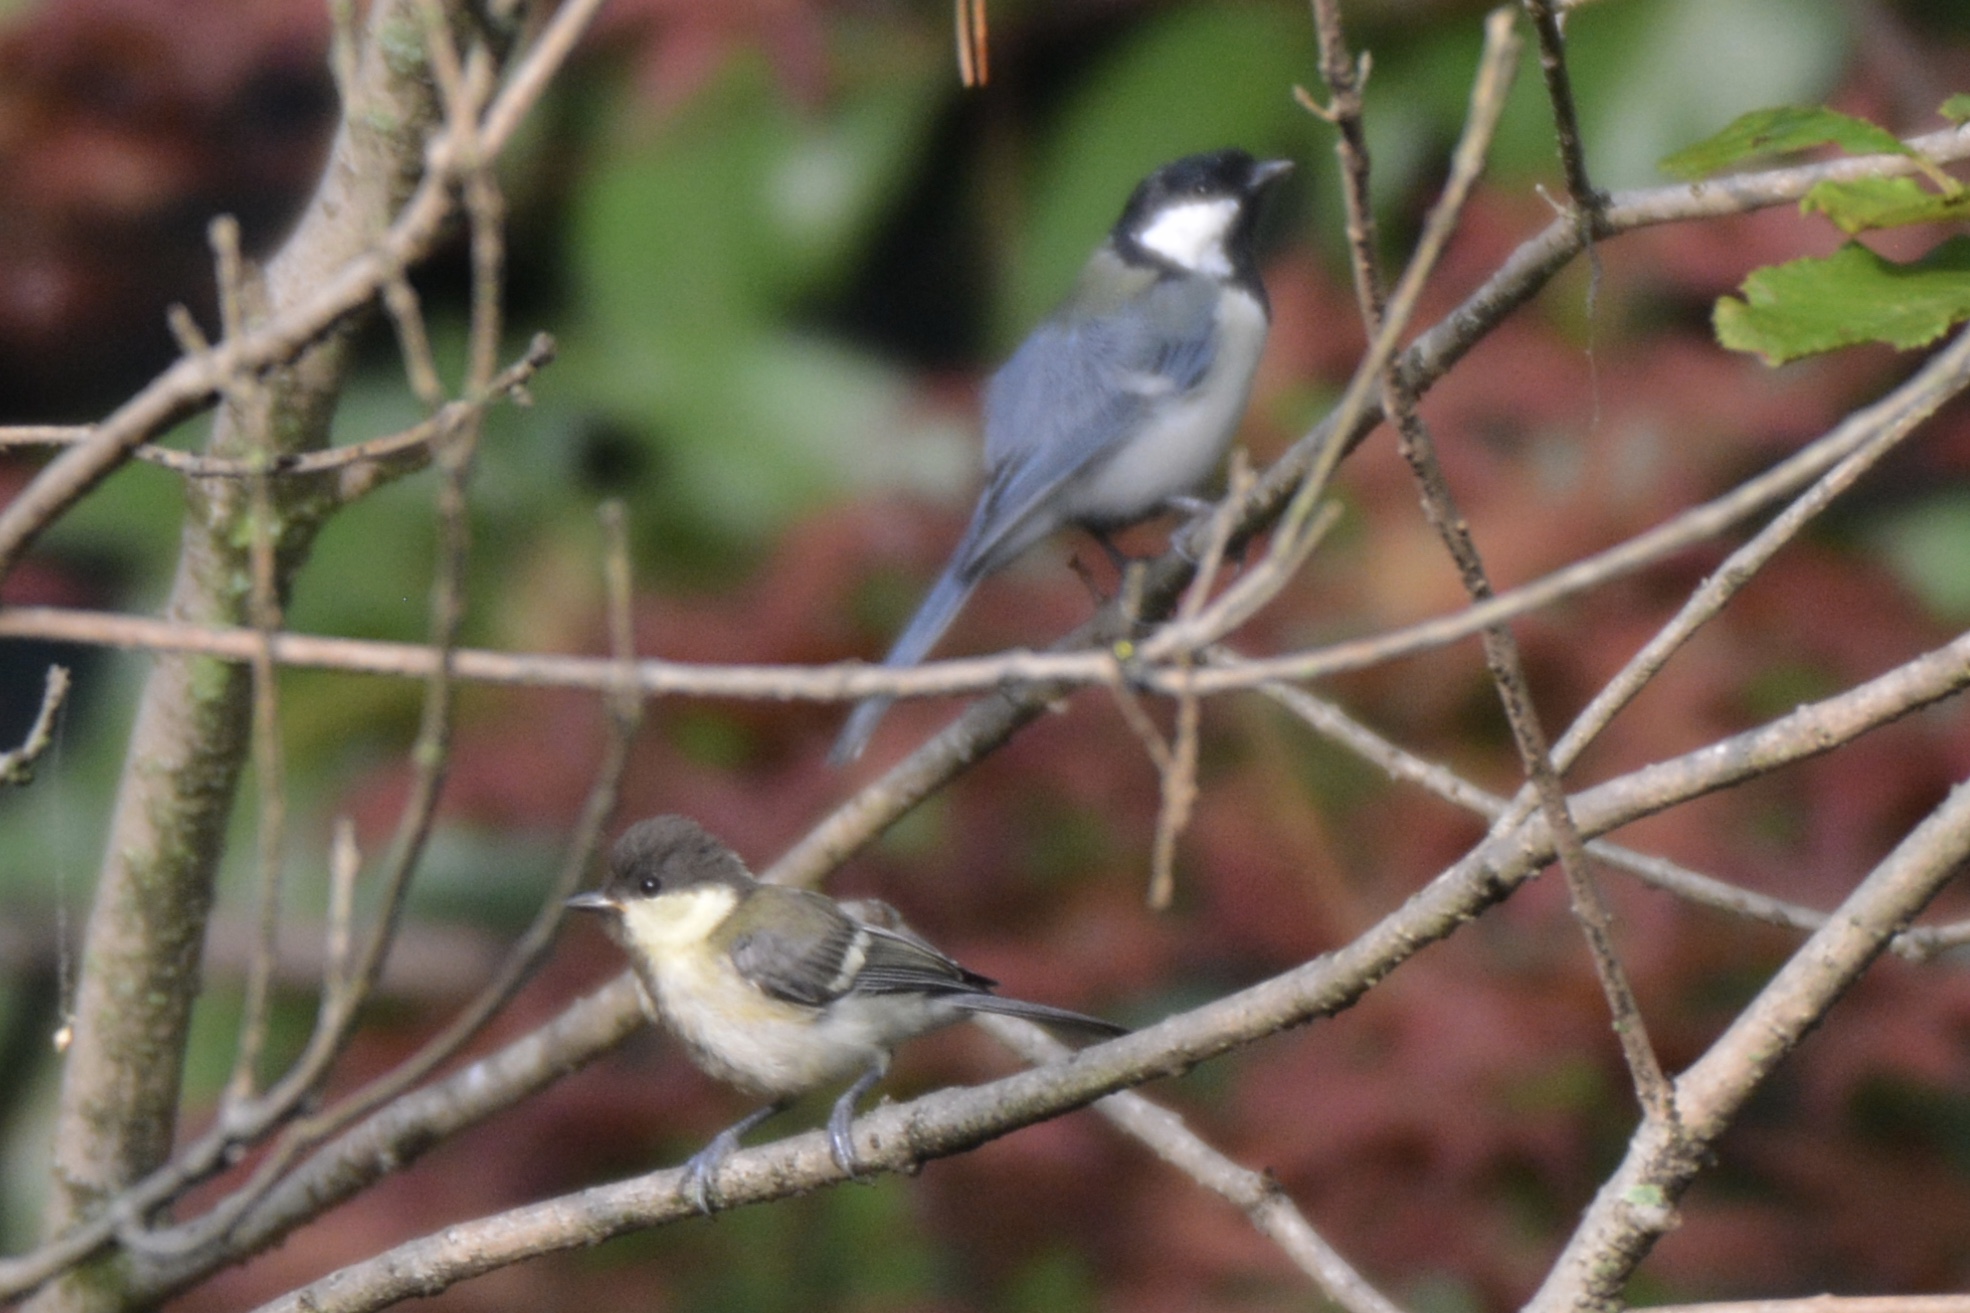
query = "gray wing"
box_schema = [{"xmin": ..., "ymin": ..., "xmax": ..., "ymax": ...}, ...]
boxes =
[
  {"xmin": 835, "ymin": 902, "xmax": 1129, "ymax": 1041},
  {"xmin": 726, "ymin": 887, "xmax": 870, "ymax": 1008},
  {"xmin": 854, "ymin": 918, "xmax": 1128, "ymax": 1040},
  {"xmin": 963, "ymin": 270, "xmax": 1222, "ymax": 575},
  {"xmin": 849, "ymin": 923, "xmax": 995, "ymax": 996},
  {"xmin": 725, "ymin": 889, "xmax": 990, "ymax": 1006}
]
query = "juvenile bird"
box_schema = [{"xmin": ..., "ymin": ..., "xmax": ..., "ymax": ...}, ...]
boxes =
[
  {"xmin": 831, "ymin": 147, "xmax": 1292, "ymax": 763},
  {"xmin": 567, "ymin": 815, "xmax": 1126, "ymax": 1211}
]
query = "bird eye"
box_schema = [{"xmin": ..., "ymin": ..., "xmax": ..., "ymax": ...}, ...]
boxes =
[{"xmin": 638, "ymin": 875, "xmax": 662, "ymax": 897}]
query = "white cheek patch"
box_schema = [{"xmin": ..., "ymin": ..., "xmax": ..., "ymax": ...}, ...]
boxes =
[
  {"xmin": 620, "ymin": 886, "xmax": 737, "ymax": 956},
  {"xmin": 1136, "ymin": 197, "xmax": 1238, "ymax": 275}
]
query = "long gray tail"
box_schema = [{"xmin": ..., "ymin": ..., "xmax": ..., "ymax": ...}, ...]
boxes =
[
  {"xmin": 829, "ymin": 562, "xmax": 980, "ymax": 765},
  {"xmin": 951, "ymin": 992, "xmax": 1129, "ymax": 1042}
]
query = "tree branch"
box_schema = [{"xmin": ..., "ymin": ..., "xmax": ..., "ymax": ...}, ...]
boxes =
[{"xmin": 1528, "ymin": 778, "xmax": 1970, "ymax": 1313}]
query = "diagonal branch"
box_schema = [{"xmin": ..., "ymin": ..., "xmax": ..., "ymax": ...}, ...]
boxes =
[
  {"xmin": 44, "ymin": 620, "xmax": 1965, "ymax": 1310},
  {"xmin": 1528, "ymin": 778, "xmax": 1970, "ymax": 1313}
]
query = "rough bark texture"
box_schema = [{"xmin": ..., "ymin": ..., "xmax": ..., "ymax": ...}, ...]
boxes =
[{"xmin": 32, "ymin": 5, "xmax": 450, "ymax": 1309}]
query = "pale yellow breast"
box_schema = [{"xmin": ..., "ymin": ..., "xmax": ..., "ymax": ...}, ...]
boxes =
[{"xmin": 616, "ymin": 887, "xmax": 901, "ymax": 1098}]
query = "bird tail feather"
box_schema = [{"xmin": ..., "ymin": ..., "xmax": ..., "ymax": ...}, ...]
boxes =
[
  {"xmin": 829, "ymin": 563, "xmax": 980, "ymax": 765},
  {"xmin": 952, "ymin": 993, "xmax": 1129, "ymax": 1042}
]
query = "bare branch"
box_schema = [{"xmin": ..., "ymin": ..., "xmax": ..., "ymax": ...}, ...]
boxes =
[
  {"xmin": 1528, "ymin": 779, "xmax": 1970, "ymax": 1312},
  {"xmin": 1638, "ymin": 1300, "xmax": 1970, "ymax": 1313},
  {"xmin": 27, "ymin": 6, "xmax": 467, "ymax": 1303},
  {"xmin": 0, "ymin": 336, "xmax": 554, "ymax": 483},
  {"xmin": 981, "ymin": 1015, "xmax": 1410, "ymax": 1313},
  {"xmin": 0, "ymin": 665, "xmax": 70, "ymax": 787},
  {"xmin": 1520, "ymin": 0, "xmax": 1606, "ymax": 228},
  {"xmin": 232, "ymin": 636, "xmax": 1970, "ymax": 1313}
]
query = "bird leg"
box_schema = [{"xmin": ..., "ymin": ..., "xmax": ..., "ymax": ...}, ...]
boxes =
[
  {"xmin": 1165, "ymin": 493, "xmax": 1246, "ymax": 567},
  {"xmin": 826, "ymin": 1058, "xmax": 891, "ymax": 1181},
  {"xmin": 681, "ymin": 1101, "xmax": 786, "ymax": 1214},
  {"xmin": 1085, "ymin": 526, "xmax": 1137, "ymax": 577}
]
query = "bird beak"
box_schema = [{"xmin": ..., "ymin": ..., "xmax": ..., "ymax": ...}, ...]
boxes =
[
  {"xmin": 1252, "ymin": 158, "xmax": 1294, "ymax": 188},
  {"xmin": 565, "ymin": 890, "xmax": 619, "ymax": 914}
]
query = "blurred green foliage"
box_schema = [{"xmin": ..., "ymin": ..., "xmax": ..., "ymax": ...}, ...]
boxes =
[
  {"xmin": 0, "ymin": 0, "xmax": 1947, "ymax": 1304},
  {"xmin": 1006, "ymin": 4, "xmax": 1317, "ymax": 332},
  {"xmin": 1870, "ymin": 490, "xmax": 1970, "ymax": 622},
  {"xmin": 1559, "ymin": 0, "xmax": 1848, "ymax": 188},
  {"xmin": 553, "ymin": 45, "xmax": 968, "ymax": 559}
]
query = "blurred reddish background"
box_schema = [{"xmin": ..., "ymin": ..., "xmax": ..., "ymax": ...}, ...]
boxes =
[{"xmin": 5, "ymin": 1, "xmax": 1970, "ymax": 1310}]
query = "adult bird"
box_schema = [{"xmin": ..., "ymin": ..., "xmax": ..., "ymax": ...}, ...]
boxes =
[{"xmin": 831, "ymin": 147, "xmax": 1292, "ymax": 763}]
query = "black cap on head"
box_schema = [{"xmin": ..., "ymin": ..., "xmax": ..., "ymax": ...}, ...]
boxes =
[
  {"xmin": 1110, "ymin": 148, "xmax": 1293, "ymax": 282},
  {"xmin": 606, "ymin": 815, "xmax": 754, "ymax": 900}
]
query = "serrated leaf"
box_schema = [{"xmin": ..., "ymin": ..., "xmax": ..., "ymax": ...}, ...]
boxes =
[
  {"xmin": 1802, "ymin": 177, "xmax": 1970, "ymax": 234},
  {"xmin": 1661, "ymin": 104, "xmax": 1912, "ymax": 179},
  {"xmin": 1715, "ymin": 236, "xmax": 1970, "ymax": 364},
  {"xmin": 1941, "ymin": 94, "xmax": 1970, "ymax": 126}
]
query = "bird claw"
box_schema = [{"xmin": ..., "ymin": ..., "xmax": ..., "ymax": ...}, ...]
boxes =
[
  {"xmin": 678, "ymin": 1102, "xmax": 785, "ymax": 1215},
  {"xmin": 1169, "ymin": 495, "xmax": 1249, "ymax": 569},
  {"xmin": 827, "ymin": 1063, "xmax": 886, "ymax": 1184},
  {"xmin": 681, "ymin": 1129, "xmax": 742, "ymax": 1215},
  {"xmin": 1166, "ymin": 495, "xmax": 1219, "ymax": 564},
  {"xmin": 827, "ymin": 1104, "xmax": 868, "ymax": 1183}
]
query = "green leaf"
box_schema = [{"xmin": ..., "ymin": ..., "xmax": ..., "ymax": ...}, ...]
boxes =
[
  {"xmin": 1661, "ymin": 104, "xmax": 1911, "ymax": 179},
  {"xmin": 1715, "ymin": 236, "xmax": 1970, "ymax": 364},
  {"xmin": 1568, "ymin": 0, "xmax": 1847, "ymax": 190},
  {"xmin": 1941, "ymin": 94, "xmax": 1970, "ymax": 126},
  {"xmin": 1802, "ymin": 176, "xmax": 1970, "ymax": 234}
]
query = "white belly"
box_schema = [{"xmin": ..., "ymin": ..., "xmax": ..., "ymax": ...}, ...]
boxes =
[
  {"xmin": 1069, "ymin": 286, "xmax": 1267, "ymax": 526},
  {"xmin": 652, "ymin": 953, "xmax": 889, "ymax": 1097}
]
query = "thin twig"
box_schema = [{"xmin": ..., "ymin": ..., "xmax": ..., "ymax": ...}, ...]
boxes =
[
  {"xmin": 954, "ymin": 0, "xmax": 989, "ymax": 87},
  {"xmin": 381, "ymin": 276, "xmax": 447, "ymax": 410},
  {"xmin": 1637, "ymin": 1299, "xmax": 1970, "ymax": 1313},
  {"xmin": 1528, "ymin": 780, "xmax": 1970, "ymax": 1312},
  {"xmin": 227, "ymin": 640, "xmax": 1970, "ymax": 1313},
  {"xmin": 478, "ymin": 0, "xmax": 609, "ymax": 157},
  {"xmin": 218, "ymin": 211, "xmax": 295, "ymax": 1115},
  {"xmin": 1146, "ymin": 455, "xmax": 1254, "ymax": 908},
  {"xmin": 0, "ymin": 336, "xmax": 554, "ymax": 481},
  {"xmin": 980, "ymin": 1015, "xmax": 1409, "ymax": 1313},
  {"xmin": 1520, "ymin": 0, "xmax": 1605, "ymax": 229},
  {"xmin": 0, "ymin": 666, "xmax": 71, "ymax": 786},
  {"xmin": 324, "ymin": 820, "xmax": 361, "ymax": 996},
  {"xmin": 1329, "ymin": 1, "xmax": 1671, "ymax": 1121}
]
